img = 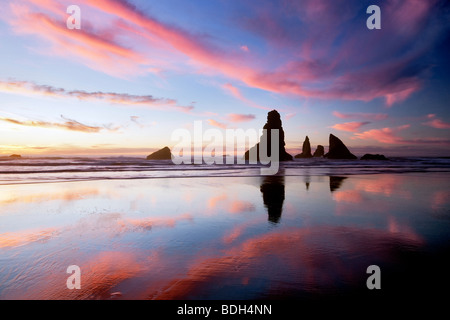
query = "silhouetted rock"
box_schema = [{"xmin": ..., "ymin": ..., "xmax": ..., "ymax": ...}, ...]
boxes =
[
  {"xmin": 361, "ymin": 153, "xmax": 388, "ymax": 160},
  {"xmin": 244, "ymin": 110, "xmax": 293, "ymax": 161},
  {"xmin": 329, "ymin": 176, "xmax": 347, "ymax": 192},
  {"xmin": 146, "ymin": 147, "xmax": 172, "ymax": 160},
  {"xmin": 313, "ymin": 145, "xmax": 325, "ymax": 157},
  {"xmin": 9, "ymin": 154, "xmax": 21, "ymax": 159},
  {"xmin": 324, "ymin": 134, "xmax": 357, "ymax": 159},
  {"xmin": 295, "ymin": 136, "xmax": 313, "ymax": 158},
  {"xmin": 260, "ymin": 174, "xmax": 285, "ymax": 223}
]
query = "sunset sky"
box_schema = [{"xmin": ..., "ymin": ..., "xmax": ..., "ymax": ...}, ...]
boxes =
[{"xmin": 0, "ymin": 0, "xmax": 449, "ymax": 157}]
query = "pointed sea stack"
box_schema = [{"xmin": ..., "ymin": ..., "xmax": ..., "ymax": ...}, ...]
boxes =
[
  {"xmin": 324, "ymin": 134, "xmax": 357, "ymax": 159},
  {"xmin": 313, "ymin": 145, "xmax": 324, "ymax": 157},
  {"xmin": 295, "ymin": 136, "xmax": 313, "ymax": 158},
  {"xmin": 146, "ymin": 146, "xmax": 172, "ymax": 160},
  {"xmin": 244, "ymin": 110, "xmax": 293, "ymax": 161}
]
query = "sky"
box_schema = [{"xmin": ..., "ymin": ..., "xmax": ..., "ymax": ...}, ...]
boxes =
[{"xmin": 0, "ymin": 0, "xmax": 449, "ymax": 157}]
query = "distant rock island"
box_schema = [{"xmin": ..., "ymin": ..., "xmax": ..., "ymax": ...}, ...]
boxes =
[
  {"xmin": 295, "ymin": 136, "xmax": 312, "ymax": 158},
  {"xmin": 146, "ymin": 146, "xmax": 172, "ymax": 160},
  {"xmin": 361, "ymin": 153, "xmax": 388, "ymax": 160},
  {"xmin": 324, "ymin": 134, "xmax": 357, "ymax": 159},
  {"xmin": 9, "ymin": 154, "xmax": 22, "ymax": 159},
  {"xmin": 244, "ymin": 110, "xmax": 293, "ymax": 161},
  {"xmin": 313, "ymin": 145, "xmax": 324, "ymax": 157}
]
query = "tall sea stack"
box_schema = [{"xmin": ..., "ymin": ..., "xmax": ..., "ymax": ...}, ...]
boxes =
[
  {"xmin": 324, "ymin": 134, "xmax": 357, "ymax": 159},
  {"xmin": 295, "ymin": 136, "xmax": 313, "ymax": 158},
  {"xmin": 244, "ymin": 110, "xmax": 293, "ymax": 161}
]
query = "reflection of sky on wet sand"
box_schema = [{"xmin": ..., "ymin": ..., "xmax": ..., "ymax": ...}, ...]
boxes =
[{"xmin": 0, "ymin": 173, "xmax": 449, "ymax": 299}]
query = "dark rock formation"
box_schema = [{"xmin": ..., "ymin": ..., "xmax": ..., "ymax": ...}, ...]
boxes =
[
  {"xmin": 244, "ymin": 110, "xmax": 293, "ymax": 161},
  {"xmin": 260, "ymin": 174, "xmax": 285, "ymax": 223},
  {"xmin": 361, "ymin": 153, "xmax": 388, "ymax": 160},
  {"xmin": 313, "ymin": 145, "xmax": 325, "ymax": 157},
  {"xmin": 295, "ymin": 136, "xmax": 313, "ymax": 158},
  {"xmin": 146, "ymin": 146, "xmax": 172, "ymax": 160},
  {"xmin": 324, "ymin": 134, "xmax": 357, "ymax": 159},
  {"xmin": 9, "ymin": 154, "xmax": 21, "ymax": 159}
]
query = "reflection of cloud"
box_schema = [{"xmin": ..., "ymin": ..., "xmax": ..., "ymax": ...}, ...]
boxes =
[
  {"xmin": 228, "ymin": 201, "xmax": 255, "ymax": 214},
  {"xmin": 222, "ymin": 219, "xmax": 262, "ymax": 244},
  {"xmin": 0, "ymin": 211, "xmax": 192, "ymax": 250},
  {"xmin": 0, "ymin": 188, "xmax": 100, "ymax": 206},
  {"xmin": 149, "ymin": 226, "xmax": 424, "ymax": 299},
  {"xmin": 333, "ymin": 190, "xmax": 364, "ymax": 204},
  {"xmin": 431, "ymin": 190, "xmax": 450, "ymax": 211},
  {"xmin": 387, "ymin": 216, "xmax": 421, "ymax": 242},
  {"xmin": 121, "ymin": 213, "xmax": 193, "ymax": 231},
  {"xmin": 207, "ymin": 193, "xmax": 227, "ymax": 211},
  {"xmin": 354, "ymin": 175, "xmax": 411, "ymax": 198},
  {"xmin": 0, "ymin": 228, "xmax": 59, "ymax": 248},
  {"xmin": 16, "ymin": 251, "xmax": 150, "ymax": 299}
]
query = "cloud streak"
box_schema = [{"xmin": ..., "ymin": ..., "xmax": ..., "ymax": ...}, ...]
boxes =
[
  {"xmin": 331, "ymin": 121, "xmax": 370, "ymax": 132},
  {"xmin": 226, "ymin": 113, "xmax": 256, "ymax": 123},
  {"xmin": 0, "ymin": 115, "xmax": 113, "ymax": 133},
  {"xmin": 333, "ymin": 111, "xmax": 388, "ymax": 121},
  {"xmin": 0, "ymin": 79, "xmax": 194, "ymax": 113}
]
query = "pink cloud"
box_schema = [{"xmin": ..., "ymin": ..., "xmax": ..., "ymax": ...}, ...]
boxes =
[
  {"xmin": 331, "ymin": 121, "xmax": 370, "ymax": 132},
  {"xmin": 5, "ymin": 1, "xmax": 152, "ymax": 78},
  {"xmin": 226, "ymin": 114, "xmax": 255, "ymax": 123},
  {"xmin": 207, "ymin": 119, "xmax": 227, "ymax": 129},
  {"xmin": 423, "ymin": 114, "xmax": 450, "ymax": 129},
  {"xmin": 353, "ymin": 125, "xmax": 410, "ymax": 144},
  {"xmin": 385, "ymin": 86, "xmax": 419, "ymax": 107},
  {"xmin": 3, "ymin": 0, "xmax": 439, "ymax": 107},
  {"xmin": 333, "ymin": 111, "xmax": 388, "ymax": 121},
  {"xmin": 353, "ymin": 125, "xmax": 450, "ymax": 146},
  {"xmin": 240, "ymin": 45, "xmax": 249, "ymax": 52}
]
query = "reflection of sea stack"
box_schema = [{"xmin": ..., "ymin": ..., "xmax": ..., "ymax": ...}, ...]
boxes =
[
  {"xmin": 295, "ymin": 136, "xmax": 313, "ymax": 158},
  {"xmin": 329, "ymin": 176, "xmax": 347, "ymax": 192},
  {"xmin": 244, "ymin": 110, "xmax": 293, "ymax": 161},
  {"xmin": 313, "ymin": 145, "xmax": 324, "ymax": 157},
  {"xmin": 260, "ymin": 175, "xmax": 285, "ymax": 223},
  {"xmin": 146, "ymin": 147, "xmax": 172, "ymax": 160},
  {"xmin": 324, "ymin": 134, "xmax": 357, "ymax": 159}
]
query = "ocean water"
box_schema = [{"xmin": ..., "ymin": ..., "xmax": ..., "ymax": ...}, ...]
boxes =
[
  {"xmin": 0, "ymin": 157, "xmax": 449, "ymax": 300},
  {"xmin": 0, "ymin": 156, "xmax": 449, "ymax": 184}
]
